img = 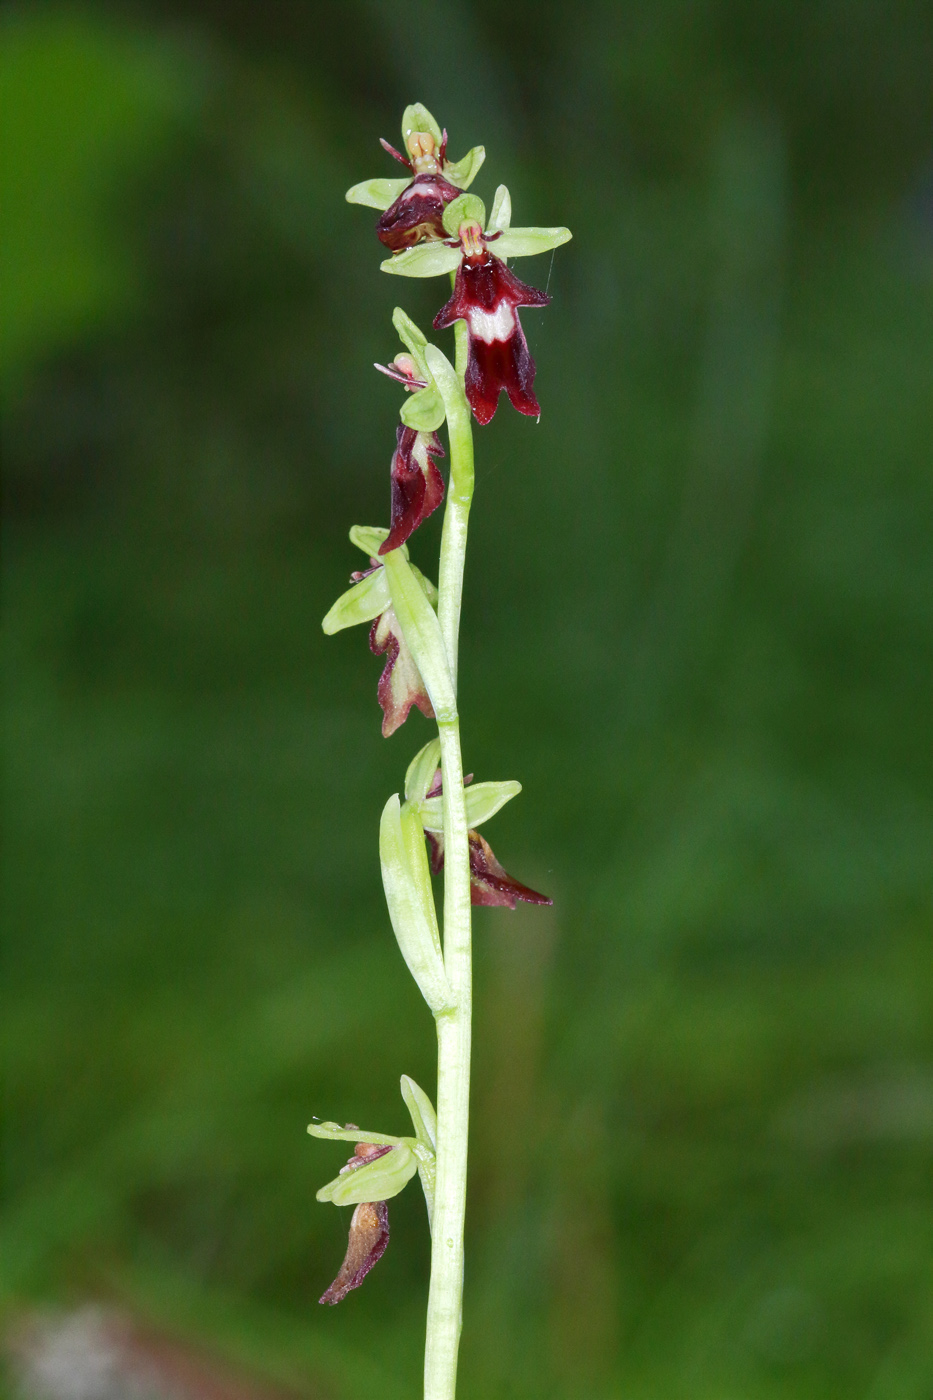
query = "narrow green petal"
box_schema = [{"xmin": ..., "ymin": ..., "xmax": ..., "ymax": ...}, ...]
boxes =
[
  {"xmin": 345, "ymin": 176, "xmax": 411, "ymax": 210},
  {"xmin": 381, "ymin": 243, "xmax": 462, "ymax": 278},
  {"xmin": 441, "ymin": 192, "xmax": 486, "ymax": 237},
  {"xmin": 444, "ymin": 145, "xmax": 485, "ymax": 189},
  {"xmin": 493, "ymin": 226, "xmax": 573, "ymax": 259},
  {"xmin": 488, "ymin": 184, "xmax": 511, "ymax": 234},
  {"xmin": 321, "ymin": 570, "xmax": 390, "ymax": 634},
  {"xmin": 401, "ymin": 103, "xmax": 443, "ymax": 149}
]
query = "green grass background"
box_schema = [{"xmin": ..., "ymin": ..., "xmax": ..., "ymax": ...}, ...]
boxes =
[{"xmin": 2, "ymin": 2, "xmax": 933, "ymax": 1396}]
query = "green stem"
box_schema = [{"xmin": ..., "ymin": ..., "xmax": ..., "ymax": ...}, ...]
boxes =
[{"xmin": 423, "ymin": 327, "xmax": 475, "ymax": 1400}]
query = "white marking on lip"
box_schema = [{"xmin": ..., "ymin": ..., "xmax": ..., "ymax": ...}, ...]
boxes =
[{"xmin": 467, "ymin": 302, "xmax": 515, "ymax": 344}]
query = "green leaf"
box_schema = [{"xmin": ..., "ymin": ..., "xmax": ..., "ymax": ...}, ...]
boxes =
[
  {"xmin": 408, "ymin": 562, "xmax": 438, "ymax": 608},
  {"xmin": 405, "ymin": 739, "xmax": 442, "ymax": 803},
  {"xmin": 417, "ymin": 779, "xmax": 522, "ymax": 832},
  {"xmin": 317, "ymin": 1143, "xmax": 418, "ymax": 1206},
  {"xmin": 391, "ymin": 306, "xmax": 429, "ymax": 371},
  {"xmin": 382, "ymin": 552, "xmax": 456, "ymax": 721},
  {"xmin": 444, "ymin": 145, "xmax": 485, "ymax": 190},
  {"xmin": 401, "ymin": 103, "xmax": 443, "ymax": 150},
  {"xmin": 381, "ymin": 243, "xmax": 461, "ymax": 279},
  {"xmin": 345, "ymin": 176, "xmax": 410, "ymax": 210},
  {"xmin": 424, "ymin": 345, "xmax": 473, "ymax": 500},
  {"xmin": 321, "ymin": 569, "xmax": 390, "ymax": 635},
  {"xmin": 308, "ymin": 1122, "xmax": 406, "ymax": 1148},
  {"xmin": 380, "ymin": 794, "xmax": 454, "ymax": 1015},
  {"xmin": 401, "ymin": 1076, "xmax": 437, "ymax": 1151},
  {"xmin": 488, "ymin": 184, "xmax": 511, "ymax": 233},
  {"xmin": 400, "ymin": 382, "xmax": 446, "ymax": 433},
  {"xmin": 441, "ymin": 193, "xmax": 487, "ymax": 237},
  {"xmin": 493, "ymin": 226, "xmax": 573, "ymax": 259}
]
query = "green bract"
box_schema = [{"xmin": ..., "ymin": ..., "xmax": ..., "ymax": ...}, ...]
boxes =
[
  {"xmin": 441, "ymin": 193, "xmax": 487, "ymax": 236},
  {"xmin": 317, "ymin": 1143, "xmax": 419, "ymax": 1206},
  {"xmin": 416, "ymin": 780, "xmax": 522, "ymax": 832},
  {"xmin": 380, "ymin": 793, "xmax": 455, "ymax": 1015},
  {"xmin": 382, "ymin": 551, "xmax": 455, "ymax": 722},
  {"xmin": 401, "ymin": 1075, "xmax": 438, "ymax": 1152}
]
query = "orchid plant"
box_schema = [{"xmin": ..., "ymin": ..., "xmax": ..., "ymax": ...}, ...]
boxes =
[{"xmin": 310, "ymin": 103, "xmax": 570, "ymax": 1400}]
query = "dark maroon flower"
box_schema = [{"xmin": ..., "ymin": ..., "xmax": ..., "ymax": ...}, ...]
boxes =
[
  {"xmin": 378, "ymin": 172, "xmax": 464, "ymax": 252},
  {"xmin": 434, "ymin": 240, "xmax": 550, "ymax": 425},
  {"xmin": 319, "ymin": 1142, "xmax": 392, "ymax": 1305},
  {"xmin": 379, "ymin": 425, "xmax": 445, "ymax": 556},
  {"xmin": 368, "ymin": 593, "xmax": 435, "ymax": 738},
  {"xmin": 425, "ymin": 826, "xmax": 552, "ymax": 910}
]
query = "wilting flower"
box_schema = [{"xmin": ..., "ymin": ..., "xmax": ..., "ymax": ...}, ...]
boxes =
[
  {"xmin": 321, "ymin": 526, "xmax": 439, "ymax": 738},
  {"xmin": 345, "ymin": 103, "xmax": 485, "ymax": 252},
  {"xmin": 417, "ymin": 768, "xmax": 552, "ymax": 908},
  {"xmin": 319, "ymin": 1142, "xmax": 392, "ymax": 1305},
  {"xmin": 379, "ymin": 187, "xmax": 571, "ymax": 426},
  {"xmin": 379, "ymin": 424, "xmax": 445, "ymax": 555}
]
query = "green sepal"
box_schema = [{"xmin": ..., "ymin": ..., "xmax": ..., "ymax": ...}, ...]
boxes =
[
  {"xmin": 417, "ymin": 779, "xmax": 522, "ymax": 832},
  {"xmin": 400, "ymin": 383, "xmax": 446, "ymax": 432},
  {"xmin": 381, "ymin": 243, "xmax": 462, "ymax": 279},
  {"xmin": 401, "ymin": 103, "xmax": 443, "ymax": 150},
  {"xmin": 380, "ymin": 794, "xmax": 454, "ymax": 1015},
  {"xmin": 345, "ymin": 176, "xmax": 410, "ymax": 210},
  {"xmin": 316, "ymin": 1143, "xmax": 418, "ymax": 1206},
  {"xmin": 350, "ymin": 524, "xmax": 405, "ymax": 560},
  {"xmin": 401, "ymin": 1076, "xmax": 437, "ymax": 1151},
  {"xmin": 444, "ymin": 145, "xmax": 485, "ymax": 190},
  {"xmin": 494, "ymin": 226, "xmax": 573, "ymax": 260},
  {"xmin": 308, "ymin": 1121, "xmax": 407, "ymax": 1148},
  {"xmin": 488, "ymin": 184, "xmax": 511, "ymax": 233},
  {"xmin": 321, "ymin": 568, "xmax": 390, "ymax": 635},
  {"xmin": 405, "ymin": 738, "xmax": 442, "ymax": 803},
  {"xmin": 382, "ymin": 552, "xmax": 456, "ymax": 721},
  {"xmin": 442, "ymin": 193, "xmax": 487, "ymax": 237}
]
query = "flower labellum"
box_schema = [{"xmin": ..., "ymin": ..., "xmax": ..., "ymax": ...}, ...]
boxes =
[
  {"xmin": 320, "ymin": 1142, "xmax": 392, "ymax": 1305},
  {"xmin": 434, "ymin": 220, "xmax": 550, "ymax": 425},
  {"xmin": 378, "ymin": 171, "xmax": 464, "ymax": 251},
  {"xmin": 426, "ymin": 827, "xmax": 552, "ymax": 909},
  {"xmin": 370, "ymin": 598, "xmax": 436, "ymax": 737},
  {"xmin": 380, "ymin": 425, "xmax": 445, "ymax": 555}
]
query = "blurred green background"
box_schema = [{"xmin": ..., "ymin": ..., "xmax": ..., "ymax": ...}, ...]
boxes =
[{"xmin": 2, "ymin": 2, "xmax": 932, "ymax": 1396}]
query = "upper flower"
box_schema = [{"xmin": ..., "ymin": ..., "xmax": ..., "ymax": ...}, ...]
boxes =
[
  {"xmin": 380, "ymin": 188, "xmax": 571, "ymax": 423},
  {"xmin": 345, "ymin": 103, "xmax": 485, "ymax": 251}
]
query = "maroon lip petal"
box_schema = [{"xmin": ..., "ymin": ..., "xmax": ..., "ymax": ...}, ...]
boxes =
[
  {"xmin": 377, "ymin": 174, "xmax": 462, "ymax": 251},
  {"xmin": 319, "ymin": 1199, "xmax": 390, "ymax": 1305},
  {"xmin": 434, "ymin": 256, "xmax": 551, "ymax": 424},
  {"xmin": 379, "ymin": 427, "xmax": 446, "ymax": 555},
  {"xmin": 425, "ymin": 829, "xmax": 552, "ymax": 908},
  {"xmin": 370, "ymin": 609, "xmax": 435, "ymax": 737}
]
